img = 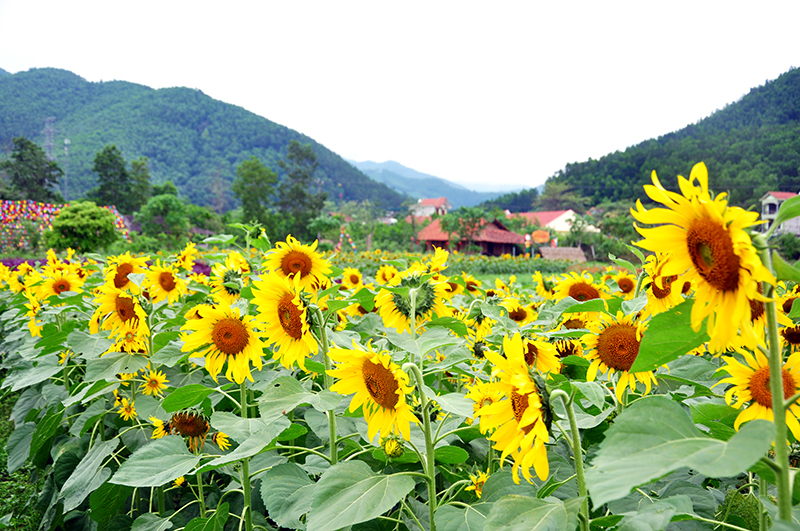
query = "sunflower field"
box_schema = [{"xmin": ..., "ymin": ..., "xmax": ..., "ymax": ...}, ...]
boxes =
[{"xmin": 4, "ymin": 162, "xmax": 800, "ymax": 531}]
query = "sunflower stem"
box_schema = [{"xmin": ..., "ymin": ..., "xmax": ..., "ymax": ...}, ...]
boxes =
[
  {"xmin": 758, "ymin": 247, "xmax": 792, "ymax": 522},
  {"xmin": 157, "ymin": 485, "xmax": 165, "ymax": 515},
  {"xmin": 551, "ymin": 389, "xmax": 589, "ymax": 531},
  {"xmin": 759, "ymin": 476, "xmax": 768, "ymax": 531},
  {"xmin": 315, "ymin": 307, "xmax": 338, "ymax": 465},
  {"xmin": 196, "ymin": 472, "xmax": 206, "ymax": 518},
  {"xmin": 240, "ymin": 381, "xmax": 253, "ymax": 531},
  {"xmin": 632, "ymin": 270, "xmax": 647, "ymax": 299},
  {"xmin": 406, "ymin": 362, "xmax": 437, "ymax": 531}
]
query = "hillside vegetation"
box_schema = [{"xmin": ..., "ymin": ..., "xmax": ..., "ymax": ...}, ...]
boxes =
[{"xmin": 0, "ymin": 68, "xmax": 406, "ymax": 210}]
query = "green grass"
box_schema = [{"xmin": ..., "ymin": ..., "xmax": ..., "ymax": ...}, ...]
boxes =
[{"xmin": 0, "ymin": 391, "xmax": 43, "ymax": 530}]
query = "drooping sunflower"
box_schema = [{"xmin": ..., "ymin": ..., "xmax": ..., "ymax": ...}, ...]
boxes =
[
  {"xmin": 374, "ymin": 269, "xmax": 449, "ymax": 334},
  {"xmin": 169, "ymin": 410, "xmax": 211, "ymax": 453},
  {"xmin": 180, "ymin": 302, "xmax": 264, "ymax": 384},
  {"xmin": 641, "ymin": 254, "xmax": 684, "ymax": 317},
  {"xmin": 532, "ymin": 271, "xmax": 556, "ymax": 301},
  {"xmin": 175, "ymin": 242, "xmax": 200, "ymax": 271},
  {"xmin": 553, "ymin": 271, "xmax": 609, "ymax": 303},
  {"xmin": 631, "ymin": 162, "xmax": 774, "ymax": 350},
  {"xmin": 139, "ymin": 370, "xmax": 169, "ymax": 396},
  {"xmin": 38, "ymin": 269, "xmax": 84, "ymax": 300},
  {"xmin": 476, "ymin": 334, "xmax": 550, "ymax": 483},
  {"xmin": 105, "ymin": 252, "xmax": 150, "ymax": 294},
  {"xmin": 521, "ymin": 336, "xmax": 560, "ymax": 376},
  {"xmin": 90, "ymin": 286, "xmax": 149, "ymax": 340},
  {"xmin": 146, "ymin": 260, "xmax": 188, "ymax": 305},
  {"xmin": 782, "ymin": 326, "xmax": 800, "ymax": 353},
  {"xmin": 209, "ymin": 251, "xmax": 251, "ymax": 305},
  {"xmin": 718, "ymin": 350, "xmax": 800, "ymax": 439},
  {"xmin": 376, "ymin": 264, "xmax": 399, "ymax": 285},
  {"xmin": 251, "ymin": 272, "xmax": 318, "ymax": 371},
  {"xmin": 328, "ymin": 341, "xmax": 418, "ymax": 441},
  {"xmin": 264, "ymin": 235, "xmax": 332, "ymax": 292},
  {"xmin": 582, "ymin": 312, "xmax": 656, "ymax": 402}
]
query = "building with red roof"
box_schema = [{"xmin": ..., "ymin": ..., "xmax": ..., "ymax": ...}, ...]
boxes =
[
  {"xmin": 507, "ymin": 209, "xmax": 598, "ymax": 234},
  {"xmin": 416, "ymin": 218, "xmax": 524, "ymax": 256},
  {"xmin": 761, "ymin": 191, "xmax": 800, "ymax": 235},
  {"xmin": 410, "ymin": 197, "xmax": 452, "ymax": 217}
]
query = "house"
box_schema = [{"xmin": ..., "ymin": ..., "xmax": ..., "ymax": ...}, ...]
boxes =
[
  {"xmin": 761, "ymin": 191, "xmax": 800, "ymax": 235},
  {"xmin": 410, "ymin": 197, "xmax": 451, "ymax": 217},
  {"xmin": 416, "ymin": 218, "xmax": 524, "ymax": 256},
  {"xmin": 507, "ymin": 209, "xmax": 599, "ymax": 234}
]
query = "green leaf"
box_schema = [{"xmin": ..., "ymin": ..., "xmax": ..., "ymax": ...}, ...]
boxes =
[
  {"xmin": 426, "ymin": 316, "xmax": 469, "ymax": 336},
  {"xmin": 61, "ymin": 438, "xmax": 120, "ymax": 512},
  {"xmin": 131, "ymin": 513, "xmax": 173, "ymax": 531},
  {"xmin": 30, "ymin": 405, "xmax": 64, "ymax": 457},
  {"xmin": 571, "ymin": 381, "xmax": 606, "ymax": 409},
  {"xmin": 585, "ymin": 396, "xmax": 775, "ymax": 506},
  {"xmin": 183, "ymin": 503, "xmax": 229, "ymax": 531},
  {"xmin": 2, "ymin": 358, "xmax": 63, "ymax": 392},
  {"xmin": 68, "ymin": 329, "xmax": 114, "ymax": 360},
  {"xmin": 84, "ymin": 351, "xmax": 149, "ymax": 383},
  {"xmin": 484, "ymin": 496, "xmax": 579, "ymax": 531},
  {"xmin": 210, "ymin": 411, "xmax": 273, "ymax": 442},
  {"xmin": 196, "ymin": 429, "xmax": 287, "ymax": 473},
  {"xmin": 277, "ymin": 423, "xmax": 308, "ymax": 442},
  {"xmin": 608, "ymin": 254, "xmax": 637, "ymax": 275},
  {"xmin": 690, "ymin": 401, "xmax": 739, "ymax": 441},
  {"xmin": 616, "ymin": 495, "xmax": 693, "ymax": 531},
  {"xmin": 89, "ymin": 481, "xmax": 133, "ymax": 526},
  {"xmin": 421, "ymin": 387, "xmax": 473, "ymax": 418},
  {"xmin": 629, "ymin": 299, "xmax": 709, "ymax": 373},
  {"xmin": 434, "ymin": 446, "xmax": 469, "ymax": 464},
  {"xmin": 774, "ymin": 251, "xmax": 800, "ymax": 283},
  {"xmin": 5, "ymin": 422, "xmax": 35, "ymax": 473},
  {"xmin": 111, "ymin": 436, "xmax": 201, "ymax": 487},
  {"xmin": 162, "ymin": 384, "xmax": 213, "ymax": 413},
  {"xmin": 621, "ymin": 293, "xmax": 648, "ymax": 316},
  {"xmin": 773, "ymin": 196, "xmax": 800, "ymax": 228},
  {"xmin": 305, "ymin": 461, "xmax": 415, "ymax": 531},
  {"xmin": 258, "ymin": 376, "xmax": 341, "ymax": 422},
  {"xmin": 352, "ymin": 287, "xmax": 375, "ymax": 313},
  {"xmin": 149, "ymin": 340, "xmax": 186, "ymax": 367},
  {"xmin": 562, "ymin": 298, "xmax": 607, "ymax": 315},
  {"xmin": 261, "ymin": 463, "xmax": 315, "ymax": 530},
  {"xmin": 435, "ymin": 503, "xmax": 493, "ymax": 531},
  {"xmin": 625, "ymin": 243, "xmax": 647, "ymax": 265}
]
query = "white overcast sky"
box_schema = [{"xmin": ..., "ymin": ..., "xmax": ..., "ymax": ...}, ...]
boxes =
[{"xmin": 1, "ymin": 1, "xmax": 799, "ymax": 192}]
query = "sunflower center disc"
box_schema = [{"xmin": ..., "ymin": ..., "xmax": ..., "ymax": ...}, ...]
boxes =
[
  {"xmin": 349, "ymin": 274, "xmax": 360, "ymax": 285},
  {"xmin": 596, "ymin": 323, "xmax": 640, "ymax": 371},
  {"xmin": 160, "ymin": 271, "xmax": 176, "ymax": 292},
  {"xmin": 651, "ymin": 275, "xmax": 676, "ymax": 299},
  {"xmin": 509, "ymin": 308, "xmax": 527, "ymax": 322},
  {"xmin": 749, "ymin": 366, "xmax": 795, "ymax": 407},
  {"xmin": 114, "ymin": 262, "xmax": 134, "ymax": 289},
  {"xmin": 524, "ymin": 343, "xmax": 539, "ymax": 366},
  {"xmin": 617, "ymin": 278, "xmax": 634, "ymax": 293},
  {"xmin": 568, "ymin": 282, "xmax": 600, "ymax": 302},
  {"xmin": 562, "ymin": 318, "xmax": 585, "ymax": 330},
  {"xmin": 171, "ymin": 412, "xmax": 209, "ymax": 437},
  {"xmin": 465, "ymin": 281, "xmax": 479, "ymax": 293},
  {"xmin": 212, "ymin": 317, "xmax": 249, "ymax": 355},
  {"xmin": 281, "ymin": 250, "xmax": 313, "ymax": 278},
  {"xmin": 277, "ymin": 293, "xmax": 303, "ymax": 340},
  {"xmin": 784, "ymin": 297, "xmax": 798, "ymax": 314},
  {"xmin": 686, "ymin": 218, "xmax": 740, "ymax": 291},
  {"xmin": 361, "ymin": 360, "xmax": 399, "ymax": 409},
  {"xmin": 54, "ymin": 280, "xmax": 71, "ymax": 294},
  {"xmin": 510, "ymin": 389, "xmax": 535, "ymax": 434},
  {"xmin": 783, "ymin": 326, "xmax": 800, "ymax": 346},
  {"xmin": 115, "ymin": 296, "xmax": 136, "ymax": 323}
]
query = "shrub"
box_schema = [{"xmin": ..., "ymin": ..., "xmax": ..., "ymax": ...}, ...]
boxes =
[{"xmin": 43, "ymin": 200, "xmax": 118, "ymax": 253}]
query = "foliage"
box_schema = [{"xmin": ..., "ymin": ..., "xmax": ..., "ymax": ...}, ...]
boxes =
[
  {"xmin": 232, "ymin": 156, "xmax": 277, "ymax": 228},
  {"xmin": 481, "ymin": 187, "xmax": 540, "ymax": 212},
  {"xmin": 0, "ymin": 136, "xmax": 64, "ymax": 203},
  {"xmin": 535, "ymin": 181, "xmax": 590, "ymax": 212},
  {"xmin": 43, "ymin": 200, "xmax": 119, "ymax": 252},
  {"xmin": 86, "ymin": 144, "xmax": 149, "ymax": 215},
  {"xmin": 151, "ymin": 180, "xmax": 178, "ymax": 196},
  {"xmin": 135, "ymin": 194, "xmax": 189, "ymax": 242},
  {"xmin": 0, "ymin": 68, "xmax": 407, "ymax": 210},
  {"xmin": 440, "ymin": 206, "xmax": 488, "ymax": 253},
  {"xmin": 777, "ymin": 232, "xmax": 800, "ymax": 261},
  {"xmin": 277, "ymin": 141, "xmax": 326, "ymax": 240}
]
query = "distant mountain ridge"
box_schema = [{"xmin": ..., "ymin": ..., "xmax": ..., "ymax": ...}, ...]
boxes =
[
  {"xmin": 0, "ymin": 67, "xmax": 407, "ymax": 210},
  {"xmin": 349, "ymin": 159, "xmax": 504, "ymax": 208}
]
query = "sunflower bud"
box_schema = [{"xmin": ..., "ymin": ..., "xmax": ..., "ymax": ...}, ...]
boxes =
[{"xmin": 381, "ymin": 435, "xmax": 405, "ymax": 459}]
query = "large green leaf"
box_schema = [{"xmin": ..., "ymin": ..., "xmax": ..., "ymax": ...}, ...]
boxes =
[
  {"xmin": 305, "ymin": 461, "xmax": 415, "ymax": 531},
  {"xmin": 111, "ymin": 435, "xmax": 201, "ymax": 487},
  {"xmin": 585, "ymin": 396, "xmax": 775, "ymax": 506},
  {"xmin": 183, "ymin": 503, "xmax": 229, "ymax": 531},
  {"xmin": 773, "ymin": 196, "xmax": 800, "ymax": 229},
  {"xmin": 629, "ymin": 299, "xmax": 709, "ymax": 373},
  {"xmin": 616, "ymin": 495, "xmax": 693, "ymax": 531},
  {"xmin": 261, "ymin": 463, "xmax": 315, "ymax": 530},
  {"xmin": 89, "ymin": 481, "xmax": 133, "ymax": 526},
  {"xmin": 5, "ymin": 422, "xmax": 35, "ymax": 473},
  {"xmin": 84, "ymin": 351, "xmax": 149, "ymax": 383},
  {"xmin": 131, "ymin": 513, "xmax": 173, "ymax": 531},
  {"xmin": 210, "ymin": 411, "xmax": 273, "ymax": 442},
  {"xmin": 483, "ymin": 496, "xmax": 581, "ymax": 531},
  {"xmin": 435, "ymin": 502, "xmax": 493, "ymax": 531},
  {"xmin": 258, "ymin": 376, "xmax": 341, "ymax": 422},
  {"xmin": 61, "ymin": 438, "xmax": 120, "ymax": 511},
  {"xmin": 773, "ymin": 251, "xmax": 800, "ymax": 283},
  {"xmin": 30, "ymin": 405, "xmax": 65, "ymax": 457},
  {"xmin": 421, "ymin": 386, "xmax": 473, "ymax": 418},
  {"xmin": 68, "ymin": 329, "xmax": 113, "ymax": 359},
  {"xmin": 162, "ymin": 384, "xmax": 213, "ymax": 413},
  {"xmin": 196, "ymin": 420, "xmax": 288, "ymax": 473},
  {"xmin": 2, "ymin": 358, "xmax": 63, "ymax": 391}
]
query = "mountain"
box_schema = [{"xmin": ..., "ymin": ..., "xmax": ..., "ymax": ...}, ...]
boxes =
[
  {"xmin": 0, "ymin": 68, "xmax": 407, "ymax": 210},
  {"xmin": 498, "ymin": 67, "xmax": 800, "ymax": 209},
  {"xmin": 0, "ymin": 68, "xmax": 10, "ymax": 77},
  {"xmin": 349, "ymin": 159, "xmax": 503, "ymax": 208}
]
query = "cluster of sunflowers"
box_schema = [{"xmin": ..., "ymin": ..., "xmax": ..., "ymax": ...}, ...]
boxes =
[{"xmin": 5, "ymin": 161, "xmax": 800, "ymax": 530}]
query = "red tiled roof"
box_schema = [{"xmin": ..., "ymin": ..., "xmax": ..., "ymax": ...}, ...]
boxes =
[
  {"xmin": 419, "ymin": 197, "xmax": 449, "ymax": 207},
  {"xmin": 767, "ymin": 191, "xmax": 798, "ymax": 200},
  {"xmin": 417, "ymin": 218, "xmax": 524, "ymax": 244},
  {"xmin": 405, "ymin": 215, "xmax": 431, "ymax": 224},
  {"xmin": 509, "ymin": 210, "xmax": 568, "ymax": 226}
]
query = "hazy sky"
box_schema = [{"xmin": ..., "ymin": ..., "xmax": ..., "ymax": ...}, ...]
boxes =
[{"xmin": 1, "ymin": 1, "xmax": 798, "ymax": 192}]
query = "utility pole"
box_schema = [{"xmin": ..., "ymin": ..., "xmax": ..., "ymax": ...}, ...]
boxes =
[{"xmin": 42, "ymin": 117, "xmax": 56, "ymax": 160}]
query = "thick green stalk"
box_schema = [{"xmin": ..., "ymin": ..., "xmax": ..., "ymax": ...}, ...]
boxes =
[
  {"xmin": 196, "ymin": 473, "xmax": 206, "ymax": 518},
  {"xmin": 404, "ymin": 362, "xmax": 437, "ymax": 531},
  {"xmin": 315, "ymin": 308, "xmax": 338, "ymax": 465},
  {"xmin": 240, "ymin": 381, "xmax": 253, "ymax": 531},
  {"xmin": 551, "ymin": 390, "xmax": 589, "ymax": 531},
  {"xmin": 758, "ymin": 247, "xmax": 792, "ymax": 522},
  {"xmin": 157, "ymin": 485, "xmax": 165, "ymax": 515}
]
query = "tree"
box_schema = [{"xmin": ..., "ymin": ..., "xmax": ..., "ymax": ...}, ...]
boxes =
[
  {"xmin": 0, "ymin": 137, "xmax": 64, "ymax": 203},
  {"xmin": 135, "ymin": 194, "xmax": 189, "ymax": 242},
  {"xmin": 232, "ymin": 156, "xmax": 277, "ymax": 226},
  {"xmin": 277, "ymin": 141, "xmax": 326, "ymax": 241},
  {"xmin": 536, "ymin": 181, "xmax": 590, "ymax": 212},
  {"xmin": 129, "ymin": 157, "xmax": 152, "ymax": 211},
  {"xmin": 440, "ymin": 206, "xmax": 487, "ymax": 254},
  {"xmin": 152, "ymin": 180, "xmax": 178, "ymax": 196},
  {"xmin": 44, "ymin": 201, "xmax": 118, "ymax": 253},
  {"xmin": 88, "ymin": 145, "xmax": 136, "ymax": 214}
]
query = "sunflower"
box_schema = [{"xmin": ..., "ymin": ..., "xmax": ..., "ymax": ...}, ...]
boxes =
[
  {"xmin": 375, "ymin": 269, "xmax": 449, "ymax": 334},
  {"xmin": 718, "ymin": 350, "xmax": 800, "ymax": 439},
  {"xmin": 38, "ymin": 269, "xmax": 84, "ymax": 300},
  {"xmin": 641, "ymin": 254, "xmax": 684, "ymax": 317},
  {"xmin": 465, "ymin": 470, "xmax": 490, "ymax": 499},
  {"xmin": 90, "ymin": 286, "xmax": 149, "ymax": 340},
  {"xmin": 139, "ymin": 370, "xmax": 169, "ymax": 396},
  {"xmin": 211, "ymin": 431, "xmax": 231, "ymax": 451},
  {"xmin": 180, "ymin": 302, "xmax": 264, "ymax": 384},
  {"xmin": 476, "ymin": 334, "xmax": 550, "ymax": 483},
  {"xmin": 146, "ymin": 260, "xmax": 188, "ymax": 305},
  {"xmin": 169, "ymin": 410, "xmax": 210, "ymax": 452},
  {"xmin": 441, "ymin": 275, "xmax": 465, "ymax": 298},
  {"xmin": 532, "ymin": 271, "xmax": 556, "ymax": 301},
  {"xmin": 175, "ymin": 242, "xmax": 200, "ymax": 271},
  {"xmin": 8, "ymin": 263, "xmax": 41, "ymax": 295},
  {"xmin": 631, "ymin": 162, "xmax": 774, "ymax": 351},
  {"xmin": 611, "ymin": 270, "xmax": 638, "ymax": 300},
  {"xmin": 264, "ymin": 235, "xmax": 332, "ymax": 292},
  {"xmin": 465, "ymin": 381, "xmax": 504, "ymax": 427},
  {"xmin": 118, "ymin": 398, "xmax": 137, "ymax": 421},
  {"xmin": 110, "ymin": 328, "xmax": 149, "ymax": 354},
  {"xmin": 521, "ymin": 337, "xmax": 560, "ymax": 375},
  {"xmin": 210, "ymin": 251, "xmax": 251, "ymax": 305},
  {"xmin": 466, "ymin": 317, "xmax": 496, "ymax": 360},
  {"xmin": 150, "ymin": 416, "xmax": 170, "ymax": 439},
  {"xmin": 461, "ymin": 273, "xmax": 482, "ymax": 296},
  {"xmin": 252, "ymin": 273, "xmax": 318, "ymax": 371},
  {"xmin": 582, "ymin": 312, "xmax": 656, "ymax": 402},
  {"xmin": 553, "ymin": 272, "xmax": 609, "ymax": 303},
  {"xmin": 341, "ymin": 267, "xmax": 363, "ymax": 290},
  {"xmin": 782, "ymin": 326, "xmax": 800, "ymax": 353},
  {"xmin": 328, "ymin": 341, "xmax": 418, "ymax": 441},
  {"xmin": 500, "ymin": 297, "xmax": 537, "ymax": 326},
  {"xmin": 428, "ymin": 247, "xmax": 449, "ymax": 273},
  {"xmin": 105, "ymin": 252, "xmax": 150, "ymax": 293},
  {"xmin": 376, "ymin": 264, "xmax": 399, "ymax": 285},
  {"xmin": 24, "ymin": 292, "xmax": 43, "ymax": 337},
  {"xmin": 554, "ymin": 338, "xmax": 584, "ymax": 359}
]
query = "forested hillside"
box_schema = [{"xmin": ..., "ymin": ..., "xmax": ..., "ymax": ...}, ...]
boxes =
[
  {"xmin": 516, "ymin": 67, "xmax": 800, "ymax": 209},
  {"xmin": 0, "ymin": 68, "xmax": 407, "ymax": 210}
]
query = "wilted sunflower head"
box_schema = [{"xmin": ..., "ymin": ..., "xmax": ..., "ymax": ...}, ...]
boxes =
[{"xmin": 170, "ymin": 409, "xmax": 210, "ymax": 452}]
